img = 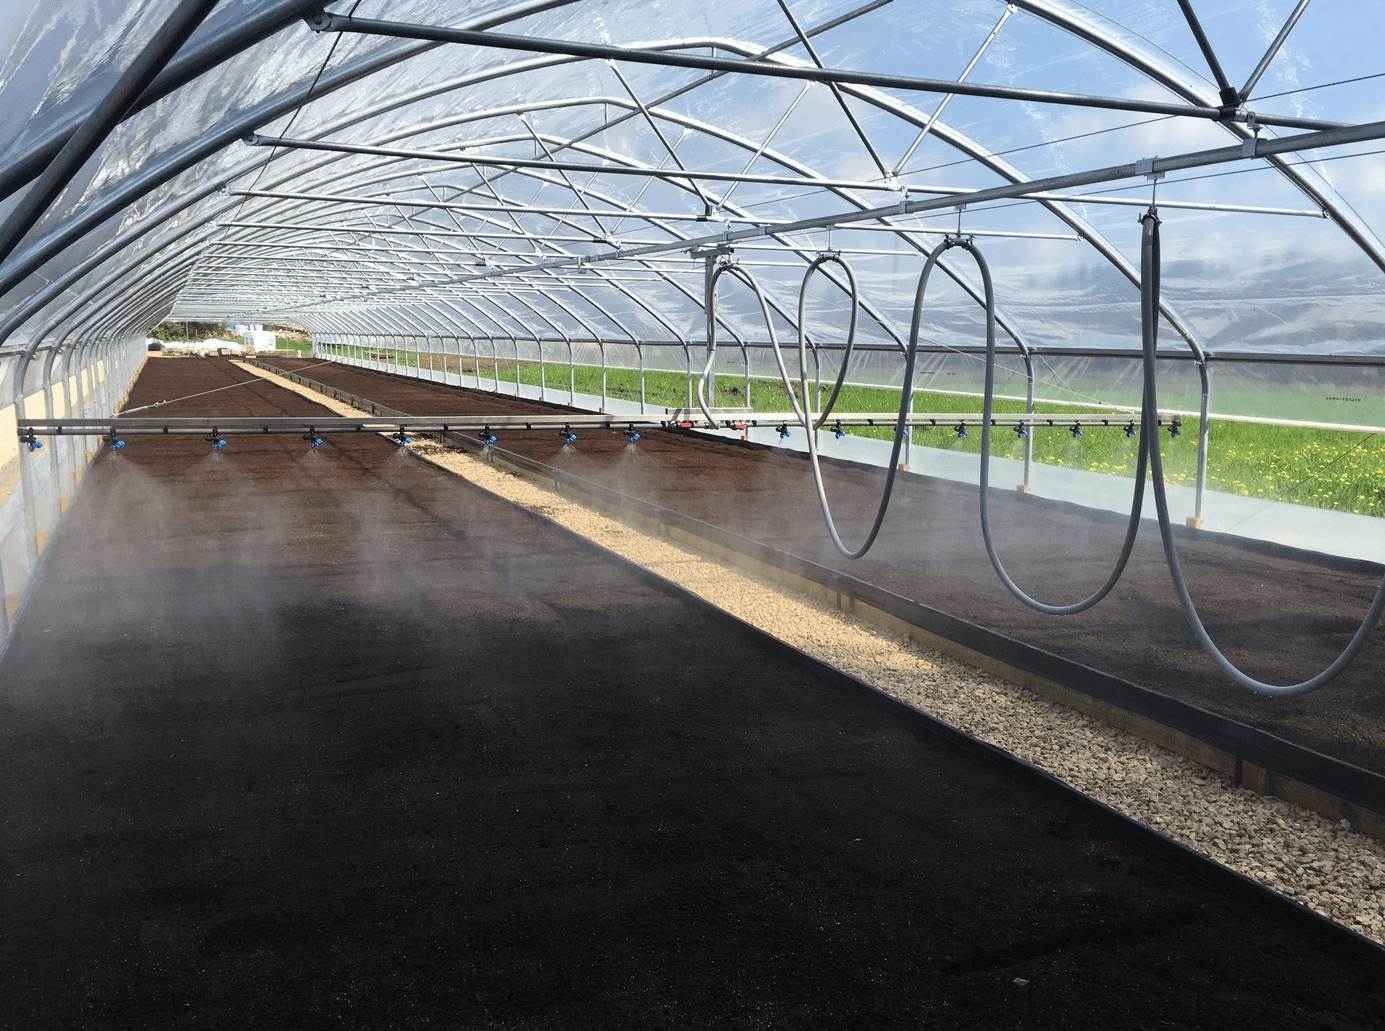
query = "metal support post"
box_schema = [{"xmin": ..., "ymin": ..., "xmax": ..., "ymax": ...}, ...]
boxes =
[
  {"xmin": 1189, "ymin": 360, "xmax": 1212, "ymax": 529},
  {"xmin": 1019, "ymin": 355, "xmax": 1035, "ymax": 493}
]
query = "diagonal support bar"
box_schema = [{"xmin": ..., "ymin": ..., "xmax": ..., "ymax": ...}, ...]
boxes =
[
  {"xmin": 1240, "ymin": 0, "xmax": 1313, "ymax": 100},
  {"xmin": 1175, "ymin": 0, "xmax": 1238, "ymax": 106}
]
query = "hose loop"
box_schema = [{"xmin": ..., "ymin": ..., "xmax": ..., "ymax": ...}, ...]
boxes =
[
  {"xmin": 796, "ymin": 253, "xmax": 860, "ymax": 430},
  {"xmin": 1139, "ymin": 212, "xmax": 1385, "ymax": 695},
  {"xmin": 701, "ymin": 261, "xmax": 801, "ymax": 426},
  {"xmin": 774, "ymin": 243, "xmax": 952, "ymax": 558},
  {"xmin": 971, "ymin": 236, "xmax": 1151, "ymax": 615}
]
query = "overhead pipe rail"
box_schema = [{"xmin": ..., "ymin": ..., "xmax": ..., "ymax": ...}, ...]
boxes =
[
  {"xmin": 263, "ymin": 113, "xmax": 1385, "ymax": 313},
  {"xmin": 307, "ymin": 11, "xmax": 1341, "ymax": 132}
]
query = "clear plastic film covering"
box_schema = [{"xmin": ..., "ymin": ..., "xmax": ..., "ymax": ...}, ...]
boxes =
[{"xmin": 0, "ymin": 0, "xmax": 1382, "ymax": 428}]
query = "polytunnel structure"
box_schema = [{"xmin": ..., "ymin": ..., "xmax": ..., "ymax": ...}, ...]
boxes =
[{"xmin": 4, "ymin": 1, "xmax": 1385, "ymax": 1024}]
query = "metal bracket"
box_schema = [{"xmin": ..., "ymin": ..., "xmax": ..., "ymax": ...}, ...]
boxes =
[
  {"xmin": 1134, "ymin": 156, "xmax": 1165, "ymax": 180},
  {"xmin": 301, "ymin": 5, "xmax": 334, "ymax": 32},
  {"xmin": 1241, "ymin": 113, "xmax": 1263, "ymax": 158},
  {"xmin": 689, "ymin": 242, "xmax": 734, "ymax": 260}
]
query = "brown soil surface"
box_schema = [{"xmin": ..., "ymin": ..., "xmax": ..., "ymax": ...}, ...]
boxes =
[
  {"xmin": 4, "ymin": 357, "xmax": 1381, "ymax": 1028},
  {"xmin": 265, "ymin": 356, "xmax": 1385, "ymax": 777}
]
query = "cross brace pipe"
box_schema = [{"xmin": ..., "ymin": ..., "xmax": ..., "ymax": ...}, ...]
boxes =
[
  {"xmin": 228, "ymin": 178, "xmax": 1326, "ymax": 220},
  {"xmin": 278, "ymin": 112, "xmax": 1385, "ymax": 310},
  {"xmin": 309, "ymin": 12, "xmax": 1341, "ymax": 132}
]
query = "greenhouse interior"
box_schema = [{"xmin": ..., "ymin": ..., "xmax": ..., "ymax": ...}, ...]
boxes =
[{"xmin": 2, "ymin": 1, "xmax": 1385, "ymax": 1026}]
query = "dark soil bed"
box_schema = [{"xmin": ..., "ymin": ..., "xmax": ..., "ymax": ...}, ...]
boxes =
[
  {"xmin": 1, "ymin": 356, "xmax": 1382, "ymax": 1026},
  {"xmin": 263, "ymin": 357, "xmax": 1385, "ymax": 778}
]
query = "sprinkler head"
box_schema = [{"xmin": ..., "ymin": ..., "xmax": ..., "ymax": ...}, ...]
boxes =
[
  {"xmin": 212, "ymin": 438, "xmax": 228, "ymax": 450},
  {"xmin": 479, "ymin": 428, "xmax": 497, "ymax": 446},
  {"xmin": 560, "ymin": 427, "xmax": 577, "ymax": 444},
  {"xmin": 1013, "ymin": 423, "xmax": 1029, "ymax": 440},
  {"xmin": 1168, "ymin": 419, "xmax": 1181, "ymax": 439},
  {"xmin": 393, "ymin": 429, "xmax": 413, "ymax": 447},
  {"xmin": 832, "ymin": 421, "xmax": 845, "ymax": 440},
  {"xmin": 111, "ymin": 438, "xmax": 126, "ymax": 450},
  {"xmin": 954, "ymin": 422, "xmax": 968, "ymax": 440},
  {"xmin": 776, "ymin": 423, "xmax": 790, "ymax": 440},
  {"xmin": 1124, "ymin": 421, "xmax": 1137, "ymax": 438},
  {"xmin": 303, "ymin": 429, "xmax": 325, "ymax": 448},
  {"xmin": 1069, "ymin": 421, "xmax": 1083, "ymax": 439},
  {"xmin": 28, "ymin": 438, "xmax": 42, "ymax": 452},
  {"xmin": 624, "ymin": 428, "xmax": 641, "ymax": 443}
]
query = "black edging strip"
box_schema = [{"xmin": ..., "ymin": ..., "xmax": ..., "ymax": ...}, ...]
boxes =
[{"xmin": 251, "ymin": 360, "xmax": 1385, "ymax": 828}]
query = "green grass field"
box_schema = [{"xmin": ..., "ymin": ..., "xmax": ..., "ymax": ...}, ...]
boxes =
[
  {"xmin": 327, "ymin": 345, "xmax": 1385, "ymax": 518},
  {"xmin": 270, "ymin": 338, "xmax": 313, "ymax": 356}
]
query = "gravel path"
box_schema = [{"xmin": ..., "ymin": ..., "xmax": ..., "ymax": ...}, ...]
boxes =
[{"xmin": 238, "ymin": 360, "xmax": 1385, "ymax": 945}]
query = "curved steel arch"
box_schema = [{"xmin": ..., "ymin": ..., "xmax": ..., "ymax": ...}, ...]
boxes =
[
  {"xmin": 1008, "ymin": 0, "xmax": 1385, "ymax": 276},
  {"xmin": 145, "ymin": 45, "xmax": 1195, "ymax": 363},
  {"xmin": 200, "ymin": 93, "xmax": 1020, "ymax": 354},
  {"xmin": 4, "ymin": 13, "xmax": 1380, "ymax": 388}
]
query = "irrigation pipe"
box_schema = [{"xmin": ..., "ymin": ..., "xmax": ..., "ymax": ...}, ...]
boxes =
[
  {"xmin": 797, "ymin": 253, "xmax": 859, "ymax": 430},
  {"xmin": 700, "ymin": 261, "xmax": 802, "ymax": 427},
  {"xmin": 972, "ymin": 235, "xmax": 1151, "ymax": 615},
  {"xmin": 775, "ymin": 242, "xmax": 1150, "ymax": 597},
  {"xmin": 1139, "ymin": 211, "xmax": 1385, "ymax": 695},
  {"xmin": 772, "ymin": 251, "xmax": 932, "ymax": 558}
]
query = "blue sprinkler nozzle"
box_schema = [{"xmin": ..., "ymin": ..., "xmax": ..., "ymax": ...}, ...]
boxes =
[
  {"xmin": 776, "ymin": 423, "xmax": 790, "ymax": 440},
  {"xmin": 479, "ymin": 429, "xmax": 497, "ymax": 446},
  {"xmin": 309, "ymin": 437, "xmax": 325, "ymax": 448},
  {"xmin": 954, "ymin": 422, "xmax": 968, "ymax": 440},
  {"xmin": 1013, "ymin": 423, "xmax": 1029, "ymax": 440},
  {"xmin": 624, "ymin": 428, "xmax": 641, "ymax": 443},
  {"xmin": 832, "ymin": 421, "xmax": 845, "ymax": 440},
  {"xmin": 212, "ymin": 438, "xmax": 228, "ymax": 450},
  {"xmin": 27, "ymin": 438, "xmax": 42, "ymax": 452},
  {"xmin": 111, "ymin": 438, "xmax": 126, "ymax": 450},
  {"xmin": 1124, "ymin": 421, "xmax": 1138, "ymax": 439},
  {"xmin": 1069, "ymin": 421, "xmax": 1083, "ymax": 439}
]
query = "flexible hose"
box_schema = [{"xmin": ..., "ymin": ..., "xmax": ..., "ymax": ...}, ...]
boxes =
[
  {"xmin": 971, "ymin": 236, "xmax": 1152, "ymax": 615},
  {"xmin": 700, "ymin": 261, "xmax": 803, "ymax": 426},
  {"xmin": 1139, "ymin": 212, "xmax": 1385, "ymax": 695},
  {"xmin": 778, "ymin": 248, "xmax": 944, "ymax": 558},
  {"xmin": 796, "ymin": 253, "xmax": 860, "ymax": 429}
]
